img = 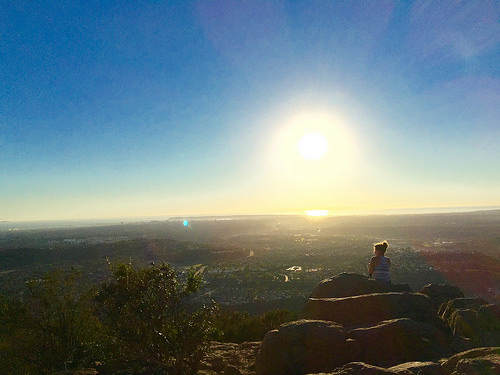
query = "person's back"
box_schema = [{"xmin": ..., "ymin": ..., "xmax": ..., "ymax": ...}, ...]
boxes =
[
  {"xmin": 368, "ymin": 241, "xmax": 391, "ymax": 284},
  {"xmin": 372, "ymin": 255, "xmax": 391, "ymax": 283}
]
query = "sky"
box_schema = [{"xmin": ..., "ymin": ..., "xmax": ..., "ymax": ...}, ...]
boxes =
[{"xmin": 1, "ymin": 0, "xmax": 499, "ymax": 222}]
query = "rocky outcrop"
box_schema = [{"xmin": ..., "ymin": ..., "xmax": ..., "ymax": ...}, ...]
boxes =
[
  {"xmin": 439, "ymin": 298, "xmax": 500, "ymax": 347},
  {"xmin": 255, "ymin": 320, "xmax": 348, "ymax": 375},
  {"xmin": 441, "ymin": 347, "xmax": 500, "ymax": 375},
  {"xmin": 309, "ymin": 273, "xmax": 411, "ymax": 299},
  {"xmin": 347, "ymin": 318, "xmax": 451, "ymax": 366},
  {"xmin": 304, "ymin": 350, "xmax": 500, "ymax": 374},
  {"xmin": 419, "ymin": 284, "xmax": 464, "ymax": 311},
  {"xmin": 254, "ymin": 317, "xmax": 451, "ymax": 374},
  {"xmin": 321, "ymin": 361, "xmax": 409, "ymax": 374},
  {"xmin": 388, "ymin": 361, "xmax": 444, "ymax": 375},
  {"xmin": 199, "ymin": 341, "xmax": 261, "ymax": 375},
  {"xmin": 251, "ymin": 274, "xmax": 500, "ymax": 375},
  {"xmin": 300, "ymin": 292, "xmax": 435, "ymax": 327}
]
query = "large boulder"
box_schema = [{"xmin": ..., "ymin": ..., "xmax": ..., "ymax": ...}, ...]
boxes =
[
  {"xmin": 441, "ymin": 347, "xmax": 500, "ymax": 375},
  {"xmin": 439, "ymin": 297, "xmax": 488, "ymax": 320},
  {"xmin": 388, "ymin": 361, "xmax": 444, "ymax": 375},
  {"xmin": 255, "ymin": 320, "xmax": 348, "ymax": 375},
  {"xmin": 309, "ymin": 273, "xmax": 411, "ymax": 299},
  {"xmin": 439, "ymin": 298, "xmax": 500, "ymax": 347},
  {"xmin": 324, "ymin": 361, "xmax": 410, "ymax": 374},
  {"xmin": 347, "ymin": 318, "xmax": 452, "ymax": 367},
  {"xmin": 419, "ymin": 284, "xmax": 464, "ymax": 311},
  {"xmin": 452, "ymin": 354, "xmax": 500, "ymax": 375},
  {"xmin": 301, "ymin": 292, "xmax": 435, "ymax": 327}
]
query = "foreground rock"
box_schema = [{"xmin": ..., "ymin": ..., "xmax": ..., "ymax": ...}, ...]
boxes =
[
  {"xmin": 254, "ymin": 318, "xmax": 451, "ymax": 374},
  {"xmin": 300, "ymin": 349, "xmax": 500, "ymax": 374},
  {"xmin": 439, "ymin": 298, "xmax": 500, "ymax": 347},
  {"xmin": 314, "ymin": 361, "xmax": 410, "ymax": 374},
  {"xmin": 252, "ymin": 273, "xmax": 499, "ymax": 375},
  {"xmin": 199, "ymin": 341, "xmax": 260, "ymax": 375},
  {"xmin": 419, "ymin": 284, "xmax": 464, "ymax": 312},
  {"xmin": 388, "ymin": 361, "xmax": 444, "ymax": 375},
  {"xmin": 309, "ymin": 273, "xmax": 411, "ymax": 299},
  {"xmin": 347, "ymin": 318, "xmax": 451, "ymax": 366},
  {"xmin": 441, "ymin": 347, "xmax": 500, "ymax": 374},
  {"xmin": 300, "ymin": 292, "xmax": 436, "ymax": 327},
  {"xmin": 255, "ymin": 320, "xmax": 348, "ymax": 375}
]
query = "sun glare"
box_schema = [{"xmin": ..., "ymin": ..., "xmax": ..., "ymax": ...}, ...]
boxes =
[
  {"xmin": 298, "ymin": 132, "xmax": 328, "ymax": 160},
  {"xmin": 306, "ymin": 210, "xmax": 329, "ymax": 216},
  {"xmin": 268, "ymin": 110, "xmax": 359, "ymax": 213}
]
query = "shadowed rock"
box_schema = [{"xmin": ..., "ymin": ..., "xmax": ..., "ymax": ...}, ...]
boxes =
[
  {"xmin": 301, "ymin": 292, "xmax": 435, "ymax": 327},
  {"xmin": 388, "ymin": 361, "xmax": 444, "ymax": 375},
  {"xmin": 255, "ymin": 320, "xmax": 348, "ymax": 375},
  {"xmin": 419, "ymin": 284, "xmax": 464, "ymax": 311},
  {"xmin": 440, "ymin": 298, "xmax": 500, "ymax": 347},
  {"xmin": 347, "ymin": 318, "xmax": 451, "ymax": 367},
  {"xmin": 224, "ymin": 364, "xmax": 242, "ymax": 375},
  {"xmin": 441, "ymin": 347, "xmax": 500, "ymax": 374},
  {"xmin": 253, "ymin": 274, "xmax": 498, "ymax": 375},
  {"xmin": 323, "ymin": 361, "xmax": 407, "ymax": 374},
  {"xmin": 439, "ymin": 297, "xmax": 488, "ymax": 320},
  {"xmin": 309, "ymin": 273, "xmax": 411, "ymax": 299}
]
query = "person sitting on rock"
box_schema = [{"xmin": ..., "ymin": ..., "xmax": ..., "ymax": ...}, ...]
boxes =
[{"xmin": 368, "ymin": 241, "xmax": 391, "ymax": 283}]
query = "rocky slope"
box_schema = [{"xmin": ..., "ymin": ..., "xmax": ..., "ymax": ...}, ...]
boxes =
[{"xmin": 200, "ymin": 273, "xmax": 499, "ymax": 375}]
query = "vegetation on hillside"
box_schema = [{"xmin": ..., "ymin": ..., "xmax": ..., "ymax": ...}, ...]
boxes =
[{"xmin": 0, "ymin": 263, "xmax": 220, "ymax": 375}]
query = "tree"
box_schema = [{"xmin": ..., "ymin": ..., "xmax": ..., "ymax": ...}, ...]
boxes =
[
  {"xmin": 95, "ymin": 262, "xmax": 219, "ymax": 374},
  {"xmin": 0, "ymin": 269, "xmax": 102, "ymax": 374}
]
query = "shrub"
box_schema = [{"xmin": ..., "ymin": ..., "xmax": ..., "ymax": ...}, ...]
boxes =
[
  {"xmin": 0, "ymin": 269, "xmax": 102, "ymax": 374},
  {"xmin": 216, "ymin": 308, "xmax": 297, "ymax": 343},
  {"xmin": 95, "ymin": 262, "xmax": 219, "ymax": 374}
]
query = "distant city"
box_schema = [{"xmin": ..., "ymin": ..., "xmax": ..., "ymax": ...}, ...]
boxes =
[{"xmin": 2, "ymin": 206, "xmax": 499, "ymax": 231}]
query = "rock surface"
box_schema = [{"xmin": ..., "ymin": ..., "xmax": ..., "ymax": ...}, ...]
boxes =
[
  {"xmin": 388, "ymin": 361, "xmax": 444, "ymax": 375},
  {"xmin": 255, "ymin": 320, "xmax": 347, "ymax": 375},
  {"xmin": 347, "ymin": 318, "xmax": 451, "ymax": 366},
  {"xmin": 203, "ymin": 274, "xmax": 499, "ymax": 375},
  {"xmin": 199, "ymin": 341, "xmax": 261, "ymax": 375},
  {"xmin": 441, "ymin": 347, "xmax": 500, "ymax": 374},
  {"xmin": 439, "ymin": 298, "xmax": 500, "ymax": 347},
  {"xmin": 419, "ymin": 284, "xmax": 464, "ymax": 311},
  {"xmin": 452, "ymin": 353, "xmax": 500, "ymax": 375},
  {"xmin": 309, "ymin": 273, "xmax": 411, "ymax": 299},
  {"xmin": 311, "ymin": 361, "xmax": 412, "ymax": 374},
  {"xmin": 300, "ymin": 292, "xmax": 435, "ymax": 327}
]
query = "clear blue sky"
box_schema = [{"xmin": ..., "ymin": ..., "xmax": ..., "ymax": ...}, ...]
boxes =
[{"xmin": 1, "ymin": 1, "xmax": 499, "ymax": 221}]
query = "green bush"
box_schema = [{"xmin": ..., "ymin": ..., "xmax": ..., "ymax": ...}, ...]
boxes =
[
  {"xmin": 95, "ymin": 262, "xmax": 219, "ymax": 375},
  {"xmin": 215, "ymin": 309, "xmax": 297, "ymax": 343},
  {"xmin": 0, "ymin": 269, "xmax": 102, "ymax": 374}
]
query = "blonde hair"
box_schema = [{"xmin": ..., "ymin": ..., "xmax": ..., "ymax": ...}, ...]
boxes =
[{"xmin": 374, "ymin": 241, "xmax": 388, "ymax": 254}]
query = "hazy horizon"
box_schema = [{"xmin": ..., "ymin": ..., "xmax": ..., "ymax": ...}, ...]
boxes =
[
  {"xmin": 2, "ymin": 2, "xmax": 499, "ymax": 222},
  {"xmin": 2, "ymin": 205, "xmax": 500, "ymax": 231}
]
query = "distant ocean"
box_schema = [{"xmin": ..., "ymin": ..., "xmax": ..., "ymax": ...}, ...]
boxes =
[
  {"xmin": 328, "ymin": 206, "xmax": 500, "ymax": 217},
  {"xmin": 1, "ymin": 206, "xmax": 499, "ymax": 231},
  {"xmin": 0, "ymin": 218, "xmax": 135, "ymax": 231}
]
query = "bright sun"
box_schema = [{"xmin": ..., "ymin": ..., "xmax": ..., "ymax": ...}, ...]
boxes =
[
  {"xmin": 298, "ymin": 132, "xmax": 328, "ymax": 160},
  {"xmin": 306, "ymin": 210, "xmax": 329, "ymax": 216}
]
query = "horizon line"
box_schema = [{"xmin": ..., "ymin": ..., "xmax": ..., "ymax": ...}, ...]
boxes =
[{"xmin": 2, "ymin": 206, "xmax": 500, "ymax": 229}]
